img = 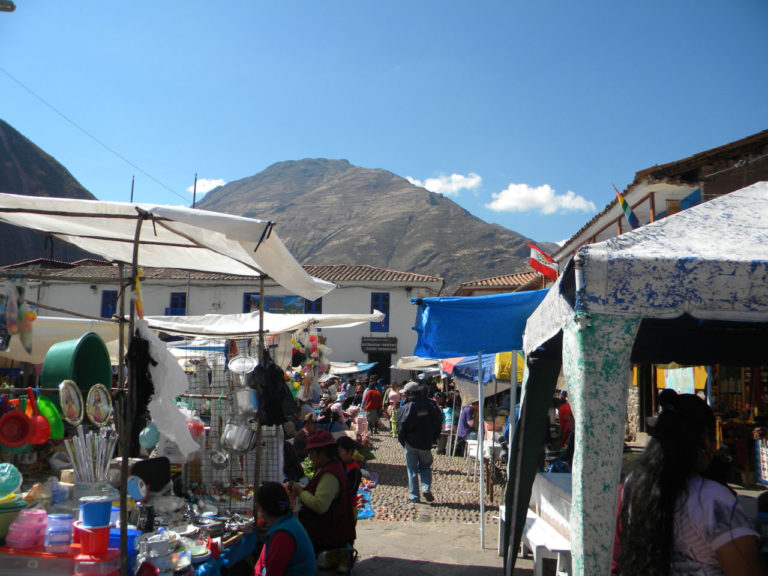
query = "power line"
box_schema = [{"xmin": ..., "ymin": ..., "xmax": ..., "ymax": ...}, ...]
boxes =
[{"xmin": 0, "ymin": 65, "xmax": 189, "ymax": 203}]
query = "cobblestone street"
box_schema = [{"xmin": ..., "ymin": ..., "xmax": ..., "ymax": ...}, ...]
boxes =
[{"xmin": 362, "ymin": 432, "xmax": 504, "ymax": 523}]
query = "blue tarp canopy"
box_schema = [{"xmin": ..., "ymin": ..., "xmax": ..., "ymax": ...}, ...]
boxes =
[
  {"xmin": 411, "ymin": 289, "xmax": 548, "ymax": 358},
  {"xmin": 448, "ymin": 354, "xmax": 496, "ymax": 384}
]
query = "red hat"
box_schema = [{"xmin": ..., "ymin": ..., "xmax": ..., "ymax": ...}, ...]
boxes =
[{"xmin": 305, "ymin": 430, "xmax": 336, "ymax": 451}]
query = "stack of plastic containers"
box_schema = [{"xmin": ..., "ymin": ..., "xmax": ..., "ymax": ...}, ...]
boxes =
[
  {"xmin": 45, "ymin": 513, "xmax": 74, "ymax": 553},
  {"xmin": 73, "ymin": 496, "xmax": 119, "ymax": 576},
  {"xmin": 6, "ymin": 507, "xmax": 47, "ymax": 549}
]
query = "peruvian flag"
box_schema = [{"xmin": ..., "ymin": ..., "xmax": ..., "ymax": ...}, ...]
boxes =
[{"xmin": 526, "ymin": 243, "xmax": 558, "ymax": 281}]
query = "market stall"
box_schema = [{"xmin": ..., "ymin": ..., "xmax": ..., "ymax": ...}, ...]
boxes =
[
  {"xmin": 505, "ymin": 181, "xmax": 768, "ymax": 576},
  {"xmin": 0, "ymin": 193, "xmax": 336, "ymax": 575},
  {"xmin": 410, "ymin": 288, "xmax": 548, "ymax": 547}
]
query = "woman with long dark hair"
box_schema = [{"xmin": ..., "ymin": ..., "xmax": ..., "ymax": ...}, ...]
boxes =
[{"xmin": 615, "ymin": 392, "xmax": 766, "ymax": 575}]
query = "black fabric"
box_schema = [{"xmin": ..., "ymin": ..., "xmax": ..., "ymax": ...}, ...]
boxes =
[
  {"xmin": 127, "ymin": 334, "xmax": 157, "ymax": 457},
  {"xmin": 503, "ymin": 335, "xmax": 562, "ymax": 575},
  {"xmin": 249, "ymin": 351, "xmax": 290, "ymax": 426}
]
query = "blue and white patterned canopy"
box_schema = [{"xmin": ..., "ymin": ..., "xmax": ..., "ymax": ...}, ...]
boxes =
[{"xmin": 525, "ymin": 181, "xmax": 768, "ymax": 354}]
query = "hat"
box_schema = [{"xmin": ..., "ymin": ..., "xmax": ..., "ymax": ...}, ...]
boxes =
[
  {"xmin": 305, "ymin": 430, "xmax": 336, "ymax": 451},
  {"xmin": 403, "ymin": 381, "xmax": 420, "ymax": 394}
]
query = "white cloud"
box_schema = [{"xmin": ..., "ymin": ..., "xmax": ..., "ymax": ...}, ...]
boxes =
[
  {"xmin": 186, "ymin": 178, "xmax": 226, "ymax": 195},
  {"xmin": 406, "ymin": 172, "xmax": 482, "ymax": 197},
  {"xmin": 485, "ymin": 182, "xmax": 596, "ymax": 214}
]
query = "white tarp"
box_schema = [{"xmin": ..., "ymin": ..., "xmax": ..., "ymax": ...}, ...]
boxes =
[
  {"xmin": 0, "ymin": 193, "xmax": 335, "ymax": 301},
  {"xmin": 0, "ymin": 310, "xmax": 385, "ymax": 364},
  {"xmin": 395, "ymin": 355, "xmax": 441, "ymax": 371}
]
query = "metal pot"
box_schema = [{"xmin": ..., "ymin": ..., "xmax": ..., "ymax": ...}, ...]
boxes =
[
  {"xmin": 228, "ymin": 355, "xmax": 258, "ymax": 387},
  {"xmin": 231, "ymin": 388, "xmax": 258, "ymax": 419},
  {"xmin": 220, "ymin": 421, "xmax": 257, "ymax": 453},
  {"xmin": 209, "ymin": 449, "xmax": 229, "ymax": 470}
]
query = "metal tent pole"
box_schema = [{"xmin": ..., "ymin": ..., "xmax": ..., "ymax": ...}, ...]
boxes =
[{"xmin": 478, "ymin": 351, "xmax": 485, "ymax": 549}]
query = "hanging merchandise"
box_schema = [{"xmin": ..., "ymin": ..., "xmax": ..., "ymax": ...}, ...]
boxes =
[{"xmin": 250, "ymin": 350, "xmax": 291, "ymax": 426}]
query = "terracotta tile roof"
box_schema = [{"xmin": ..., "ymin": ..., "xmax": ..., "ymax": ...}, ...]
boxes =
[
  {"xmin": 457, "ymin": 271, "xmax": 538, "ymax": 289},
  {"xmin": 303, "ymin": 264, "xmax": 443, "ymax": 284},
  {"xmin": 0, "ymin": 257, "xmax": 78, "ymax": 270},
  {"xmin": 2, "ymin": 261, "xmax": 442, "ymax": 285}
]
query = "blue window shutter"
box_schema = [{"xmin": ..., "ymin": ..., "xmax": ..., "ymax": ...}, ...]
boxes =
[
  {"xmin": 100, "ymin": 290, "xmax": 118, "ymax": 319},
  {"xmin": 370, "ymin": 292, "xmax": 389, "ymax": 332}
]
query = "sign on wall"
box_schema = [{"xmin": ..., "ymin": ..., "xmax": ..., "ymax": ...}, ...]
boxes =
[{"xmin": 361, "ymin": 337, "xmax": 397, "ymax": 353}]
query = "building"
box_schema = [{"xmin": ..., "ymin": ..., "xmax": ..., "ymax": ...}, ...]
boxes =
[{"xmin": 1, "ymin": 260, "xmax": 443, "ymax": 382}]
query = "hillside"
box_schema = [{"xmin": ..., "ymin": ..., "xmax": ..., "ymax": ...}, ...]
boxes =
[
  {"xmin": 197, "ymin": 159, "xmax": 540, "ymax": 294},
  {"xmin": 0, "ymin": 119, "xmax": 97, "ymax": 264}
]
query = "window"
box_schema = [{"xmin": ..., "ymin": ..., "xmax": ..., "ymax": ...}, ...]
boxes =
[
  {"xmin": 370, "ymin": 292, "xmax": 389, "ymax": 332},
  {"xmin": 304, "ymin": 297, "xmax": 322, "ymax": 314},
  {"xmin": 100, "ymin": 290, "xmax": 118, "ymax": 319},
  {"xmin": 166, "ymin": 292, "xmax": 186, "ymax": 316}
]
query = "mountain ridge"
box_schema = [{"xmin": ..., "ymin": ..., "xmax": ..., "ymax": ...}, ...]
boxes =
[{"xmin": 196, "ymin": 158, "xmax": 540, "ymax": 293}]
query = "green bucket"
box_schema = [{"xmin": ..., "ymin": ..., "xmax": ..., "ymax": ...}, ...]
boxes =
[{"xmin": 41, "ymin": 332, "xmax": 112, "ymax": 400}]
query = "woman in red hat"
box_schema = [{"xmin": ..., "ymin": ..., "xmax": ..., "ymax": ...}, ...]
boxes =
[{"xmin": 285, "ymin": 430, "xmax": 356, "ymax": 571}]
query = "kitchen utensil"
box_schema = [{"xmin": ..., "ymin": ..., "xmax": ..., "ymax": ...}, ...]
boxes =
[
  {"xmin": 0, "ymin": 396, "xmax": 31, "ymax": 448},
  {"xmin": 27, "ymin": 387, "xmax": 51, "ymax": 444},
  {"xmin": 231, "ymin": 388, "xmax": 258, "ymax": 419},
  {"xmin": 209, "ymin": 449, "xmax": 229, "ymax": 470},
  {"xmin": 228, "ymin": 355, "xmax": 257, "ymax": 387},
  {"xmin": 36, "ymin": 393, "xmax": 65, "ymax": 440},
  {"xmin": 220, "ymin": 420, "xmax": 257, "ymax": 453}
]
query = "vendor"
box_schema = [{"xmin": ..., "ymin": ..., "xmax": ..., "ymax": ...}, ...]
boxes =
[
  {"xmin": 254, "ymin": 482, "xmax": 316, "ymax": 576},
  {"xmin": 286, "ymin": 430, "xmax": 355, "ymax": 563}
]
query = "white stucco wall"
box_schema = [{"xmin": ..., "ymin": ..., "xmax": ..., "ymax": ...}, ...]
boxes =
[{"xmin": 29, "ymin": 276, "xmax": 439, "ymax": 378}]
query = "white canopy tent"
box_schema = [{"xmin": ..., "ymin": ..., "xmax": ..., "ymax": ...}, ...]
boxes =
[
  {"xmin": 0, "ymin": 193, "xmax": 337, "ymax": 576},
  {"xmin": 505, "ymin": 182, "xmax": 768, "ymax": 575},
  {"xmin": 0, "ymin": 193, "xmax": 335, "ymax": 301}
]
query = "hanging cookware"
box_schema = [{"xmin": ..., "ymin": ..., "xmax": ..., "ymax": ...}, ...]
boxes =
[
  {"xmin": 220, "ymin": 420, "xmax": 257, "ymax": 453},
  {"xmin": 27, "ymin": 387, "xmax": 50, "ymax": 445},
  {"xmin": 209, "ymin": 449, "xmax": 229, "ymax": 470},
  {"xmin": 0, "ymin": 396, "xmax": 32, "ymax": 448},
  {"xmin": 228, "ymin": 355, "xmax": 258, "ymax": 389},
  {"xmin": 231, "ymin": 388, "xmax": 258, "ymax": 419}
]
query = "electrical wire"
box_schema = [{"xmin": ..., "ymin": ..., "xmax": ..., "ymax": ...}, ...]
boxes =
[{"xmin": 0, "ymin": 65, "xmax": 189, "ymax": 203}]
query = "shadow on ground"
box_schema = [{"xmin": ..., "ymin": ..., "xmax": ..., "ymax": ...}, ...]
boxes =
[{"xmin": 319, "ymin": 556, "xmax": 533, "ymax": 575}]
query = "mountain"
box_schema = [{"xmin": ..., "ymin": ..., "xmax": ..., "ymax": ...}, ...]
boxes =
[
  {"xmin": 197, "ymin": 159, "xmax": 540, "ymax": 294},
  {"xmin": 0, "ymin": 119, "xmax": 96, "ymax": 264}
]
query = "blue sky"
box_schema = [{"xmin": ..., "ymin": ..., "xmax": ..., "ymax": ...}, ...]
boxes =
[{"xmin": 1, "ymin": 1, "xmax": 766, "ymax": 243}]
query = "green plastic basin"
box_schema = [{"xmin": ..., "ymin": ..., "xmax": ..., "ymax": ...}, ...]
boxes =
[{"xmin": 41, "ymin": 332, "xmax": 112, "ymax": 400}]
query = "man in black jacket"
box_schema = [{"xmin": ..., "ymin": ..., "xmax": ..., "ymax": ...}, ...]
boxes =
[{"xmin": 396, "ymin": 381, "xmax": 443, "ymax": 503}]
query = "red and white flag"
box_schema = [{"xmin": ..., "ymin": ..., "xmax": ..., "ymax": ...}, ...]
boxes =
[{"xmin": 526, "ymin": 243, "xmax": 558, "ymax": 281}]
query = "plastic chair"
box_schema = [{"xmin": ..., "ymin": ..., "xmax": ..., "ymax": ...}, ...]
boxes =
[{"xmin": 466, "ymin": 439, "xmax": 481, "ymax": 480}]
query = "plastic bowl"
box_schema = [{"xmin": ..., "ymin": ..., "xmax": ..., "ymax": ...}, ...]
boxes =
[
  {"xmin": 0, "ymin": 498, "xmax": 27, "ymax": 538},
  {"xmin": 41, "ymin": 332, "xmax": 112, "ymax": 399}
]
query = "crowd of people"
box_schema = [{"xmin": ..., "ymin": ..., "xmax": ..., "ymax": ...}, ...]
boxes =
[{"xmin": 255, "ymin": 372, "xmax": 485, "ymax": 575}]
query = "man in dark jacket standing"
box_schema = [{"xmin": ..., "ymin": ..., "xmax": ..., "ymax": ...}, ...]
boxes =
[{"xmin": 396, "ymin": 381, "xmax": 443, "ymax": 503}]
